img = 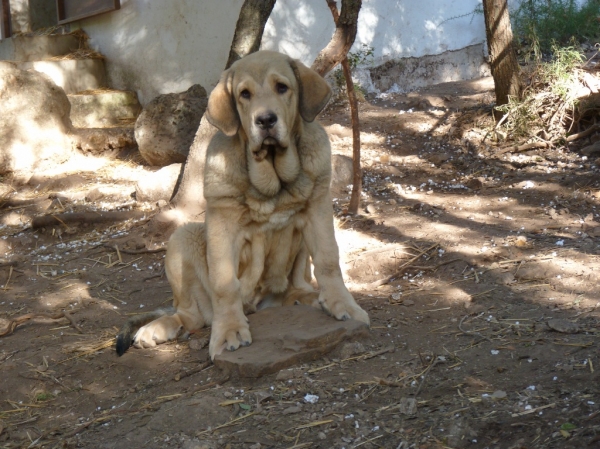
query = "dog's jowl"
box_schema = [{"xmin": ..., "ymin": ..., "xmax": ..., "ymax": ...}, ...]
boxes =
[{"xmin": 116, "ymin": 51, "xmax": 369, "ymax": 360}]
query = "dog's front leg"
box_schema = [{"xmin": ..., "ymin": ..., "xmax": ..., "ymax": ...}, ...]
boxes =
[
  {"xmin": 302, "ymin": 195, "xmax": 369, "ymax": 325},
  {"xmin": 205, "ymin": 211, "xmax": 252, "ymax": 359}
]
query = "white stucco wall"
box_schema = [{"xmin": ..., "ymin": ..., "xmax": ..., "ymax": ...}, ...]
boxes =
[
  {"xmin": 263, "ymin": 1, "xmax": 486, "ymax": 66},
  {"xmin": 74, "ymin": 0, "xmax": 488, "ymax": 105},
  {"xmin": 78, "ymin": 0, "xmax": 245, "ymax": 105}
]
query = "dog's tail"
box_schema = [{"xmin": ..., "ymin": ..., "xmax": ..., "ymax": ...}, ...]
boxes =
[{"xmin": 115, "ymin": 307, "xmax": 174, "ymax": 356}]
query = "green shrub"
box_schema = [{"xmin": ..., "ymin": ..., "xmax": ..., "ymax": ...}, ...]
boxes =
[{"xmin": 512, "ymin": 0, "xmax": 600, "ymax": 54}]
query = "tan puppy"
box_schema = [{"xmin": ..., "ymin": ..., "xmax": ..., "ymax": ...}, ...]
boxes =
[{"xmin": 116, "ymin": 51, "xmax": 369, "ymax": 359}]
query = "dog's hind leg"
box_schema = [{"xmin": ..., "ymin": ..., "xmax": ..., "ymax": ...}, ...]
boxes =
[
  {"xmin": 118, "ymin": 223, "xmax": 211, "ymax": 355},
  {"xmin": 133, "ymin": 224, "xmax": 210, "ymax": 350},
  {"xmin": 116, "ymin": 307, "xmax": 174, "ymax": 356}
]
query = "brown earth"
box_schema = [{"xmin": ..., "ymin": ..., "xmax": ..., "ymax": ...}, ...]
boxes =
[{"xmin": 0, "ymin": 76, "xmax": 599, "ymax": 449}]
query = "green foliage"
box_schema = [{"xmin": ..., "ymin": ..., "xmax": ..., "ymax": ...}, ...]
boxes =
[
  {"xmin": 512, "ymin": 0, "xmax": 600, "ymax": 54},
  {"xmin": 539, "ymin": 43, "xmax": 584, "ymax": 100},
  {"xmin": 494, "ymin": 45, "xmax": 586, "ymax": 140},
  {"xmin": 333, "ymin": 44, "xmax": 374, "ymax": 95},
  {"xmin": 35, "ymin": 392, "xmax": 54, "ymax": 402}
]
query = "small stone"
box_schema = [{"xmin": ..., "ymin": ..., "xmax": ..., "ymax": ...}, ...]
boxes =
[
  {"xmin": 85, "ymin": 187, "xmax": 105, "ymax": 202},
  {"xmin": 223, "ymin": 391, "xmax": 233, "ymax": 398},
  {"xmin": 491, "ymin": 390, "xmax": 507, "ymax": 399},
  {"xmin": 304, "ymin": 394, "xmax": 319, "ymax": 404},
  {"xmin": 402, "ymin": 299, "xmax": 415, "ymax": 306},
  {"xmin": 275, "ymin": 369, "xmax": 295, "ymax": 381},
  {"xmin": 318, "ymin": 432, "xmax": 327, "ymax": 440},
  {"xmin": 547, "ymin": 319, "xmax": 580, "ymax": 334},
  {"xmin": 399, "ymin": 397, "xmax": 417, "ymax": 415},
  {"xmin": 189, "ymin": 337, "xmax": 208, "ymax": 350},
  {"xmin": 428, "ymin": 153, "xmax": 451, "ymax": 165},
  {"xmin": 388, "ymin": 198, "xmax": 397, "ymax": 205},
  {"xmin": 515, "ymin": 236, "xmax": 528, "ymax": 247},
  {"xmin": 465, "ymin": 177, "xmax": 484, "ymax": 190},
  {"xmin": 365, "ymin": 204, "xmax": 376, "ymax": 214},
  {"xmin": 156, "ymin": 199, "xmax": 168, "ymax": 208},
  {"xmin": 282, "ymin": 405, "xmax": 302, "ymax": 415},
  {"xmin": 339, "ymin": 342, "xmax": 365, "ymax": 359},
  {"xmin": 498, "ymin": 272, "xmax": 516, "ymax": 285}
]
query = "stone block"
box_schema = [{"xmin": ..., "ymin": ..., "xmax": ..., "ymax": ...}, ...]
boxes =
[
  {"xmin": 0, "ymin": 34, "xmax": 79, "ymax": 62},
  {"xmin": 18, "ymin": 58, "xmax": 107, "ymax": 94},
  {"xmin": 214, "ymin": 305, "xmax": 369, "ymax": 378},
  {"xmin": 68, "ymin": 90, "xmax": 141, "ymax": 128}
]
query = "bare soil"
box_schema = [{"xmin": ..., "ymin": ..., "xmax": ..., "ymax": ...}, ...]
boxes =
[{"xmin": 0, "ymin": 76, "xmax": 599, "ymax": 449}]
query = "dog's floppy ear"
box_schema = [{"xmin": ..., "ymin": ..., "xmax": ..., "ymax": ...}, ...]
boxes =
[
  {"xmin": 206, "ymin": 69, "xmax": 239, "ymax": 136},
  {"xmin": 291, "ymin": 60, "xmax": 332, "ymax": 123}
]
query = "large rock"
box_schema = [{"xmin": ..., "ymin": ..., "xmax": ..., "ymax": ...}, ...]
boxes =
[
  {"xmin": 214, "ymin": 305, "xmax": 370, "ymax": 378},
  {"xmin": 0, "ymin": 64, "xmax": 73, "ymax": 174},
  {"xmin": 135, "ymin": 84, "xmax": 207, "ymax": 166}
]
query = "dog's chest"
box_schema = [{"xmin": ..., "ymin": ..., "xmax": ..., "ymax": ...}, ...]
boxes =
[{"xmin": 243, "ymin": 184, "xmax": 309, "ymax": 231}]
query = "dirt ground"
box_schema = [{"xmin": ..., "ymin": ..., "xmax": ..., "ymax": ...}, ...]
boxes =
[{"xmin": 0, "ymin": 76, "xmax": 599, "ymax": 449}]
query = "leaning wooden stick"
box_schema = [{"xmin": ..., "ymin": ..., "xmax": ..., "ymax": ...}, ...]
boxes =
[{"xmin": 0, "ymin": 310, "xmax": 83, "ymax": 337}]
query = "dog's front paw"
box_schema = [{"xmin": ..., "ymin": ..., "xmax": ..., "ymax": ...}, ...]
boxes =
[
  {"xmin": 209, "ymin": 312, "xmax": 252, "ymax": 359},
  {"xmin": 320, "ymin": 291, "xmax": 370, "ymax": 326}
]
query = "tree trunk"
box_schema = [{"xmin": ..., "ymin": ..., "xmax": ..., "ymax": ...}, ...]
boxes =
[
  {"xmin": 323, "ymin": 0, "xmax": 363, "ymax": 214},
  {"xmin": 170, "ymin": 0, "xmax": 276, "ymax": 217},
  {"xmin": 225, "ymin": 0, "xmax": 277, "ymax": 69},
  {"xmin": 311, "ymin": 0, "xmax": 362, "ymax": 76},
  {"xmin": 482, "ymin": 0, "xmax": 521, "ymax": 110}
]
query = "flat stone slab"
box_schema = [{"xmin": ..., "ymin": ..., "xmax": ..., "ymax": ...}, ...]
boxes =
[{"xmin": 214, "ymin": 305, "xmax": 369, "ymax": 378}]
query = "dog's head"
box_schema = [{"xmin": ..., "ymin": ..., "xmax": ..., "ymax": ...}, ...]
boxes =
[{"xmin": 206, "ymin": 51, "xmax": 332, "ymax": 159}]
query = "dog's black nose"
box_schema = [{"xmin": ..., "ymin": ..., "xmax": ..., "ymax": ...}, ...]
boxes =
[{"xmin": 255, "ymin": 112, "xmax": 278, "ymax": 130}]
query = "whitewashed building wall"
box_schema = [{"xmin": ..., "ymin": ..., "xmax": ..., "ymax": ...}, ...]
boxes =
[{"xmin": 75, "ymin": 0, "xmax": 489, "ymax": 104}]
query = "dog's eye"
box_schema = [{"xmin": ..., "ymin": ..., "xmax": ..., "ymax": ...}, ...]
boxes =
[
  {"xmin": 276, "ymin": 83, "xmax": 288, "ymax": 94},
  {"xmin": 240, "ymin": 89, "xmax": 251, "ymax": 99}
]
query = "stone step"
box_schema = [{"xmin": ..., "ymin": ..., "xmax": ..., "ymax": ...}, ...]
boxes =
[
  {"xmin": 68, "ymin": 89, "xmax": 142, "ymax": 129},
  {"xmin": 16, "ymin": 58, "xmax": 107, "ymax": 94},
  {"xmin": 0, "ymin": 34, "xmax": 80, "ymax": 62}
]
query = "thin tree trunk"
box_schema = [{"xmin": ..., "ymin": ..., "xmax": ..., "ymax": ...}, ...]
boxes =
[
  {"xmin": 226, "ymin": 0, "xmax": 277, "ymax": 69},
  {"xmin": 343, "ymin": 58, "xmax": 362, "ymax": 214},
  {"xmin": 482, "ymin": 0, "xmax": 521, "ymax": 110},
  {"xmin": 323, "ymin": 0, "xmax": 362, "ymax": 214},
  {"xmin": 311, "ymin": 0, "xmax": 362, "ymax": 77},
  {"xmin": 170, "ymin": 0, "xmax": 276, "ymax": 216}
]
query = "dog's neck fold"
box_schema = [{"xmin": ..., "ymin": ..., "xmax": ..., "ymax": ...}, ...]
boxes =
[{"xmin": 245, "ymin": 130, "xmax": 302, "ymax": 198}]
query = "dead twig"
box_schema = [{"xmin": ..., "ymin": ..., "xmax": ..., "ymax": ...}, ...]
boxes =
[
  {"xmin": 366, "ymin": 243, "xmax": 439, "ymax": 289},
  {"xmin": 414, "ymin": 355, "xmax": 440, "ymax": 397},
  {"xmin": 31, "ymin": 210, "xmax": 147, "ymax": 229},
  {"xmin": 174, "ymin": 359, "xmax": 212, "ymax": 381},
  {"xmin": 62, "ymin": 311, "xmax": 83, "ymax": 333},
  {"xmin": 101, "ymin": 243, "xmax": 166, "ymax": 255},
  {"xmin": 0, "ymin": 310, "xmax": 82, "ymax": 337},
  {"xmin": 566, "ymin": 123, "xmax": 600, "ymax": 142},
  {"xmin": 498, "ymin": 141, "xmax": 548, "ymax": 155},
  {"xmin": 458, "ymin": 314, "xmax": 492, "ymax": 343}
]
